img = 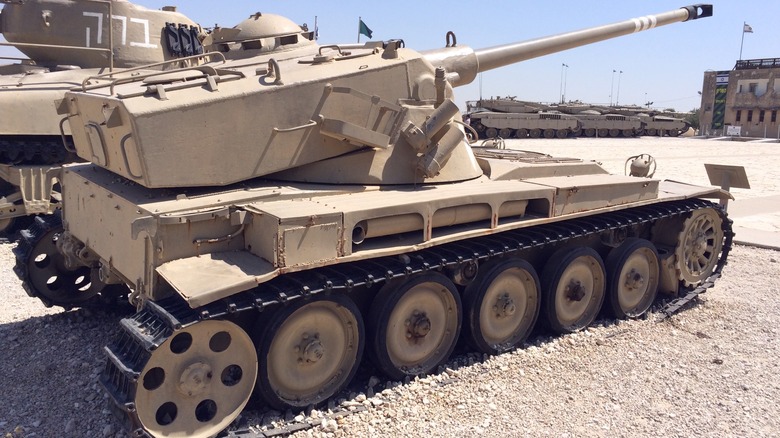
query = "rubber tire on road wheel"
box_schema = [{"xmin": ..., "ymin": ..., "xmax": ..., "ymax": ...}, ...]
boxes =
[
  {"xmin": 368, "ymin": 272, "xmax": 462, "ymax": 380},
  {"xmin": 463, "ymin": 258, "xmax": 541, "ymax": 354},
  {"xmin": 255, "ymin": 295, "xmax": 365, "ymax": 409},
  {"xmin": 604, "ymin": 238, "xmax": 660, "ymax": 319},
  {"xmin": 541, "ymin": 247, "xmax": 606, "ymax": 334},
  {"xmin": 515, "ymin": 128, "xmax": 529, "ymax": 138}
]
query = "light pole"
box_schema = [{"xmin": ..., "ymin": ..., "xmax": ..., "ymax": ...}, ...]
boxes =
[
  {"xmin": 616, "ymin": 70, "xmax": 623, "ymax": 105},
  {"xmin": 560, "ymin": 63, "xmax": 569, "ymax": 103},
  {"xmin": 610, "ymin": 69, "xmax": 616, "ymax": 106}
]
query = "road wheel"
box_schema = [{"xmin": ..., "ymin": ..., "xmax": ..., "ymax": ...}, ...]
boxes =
[
  {"xmin": 584, "ymin": 128, "xmax": 596, "ymax": 137},
  {"xmin": 668, "ymin": 128, "xmax": 680, "ymax": 137},
  {"xmin": 622, "ymin": 129, "xmax": 635, "ymax": 137},
  {"xmin": 485, "ymin": 128, "xmax": 498, "ymax": 138},
  {"xmin": 675, "ymin": 208, "xmax": 723, "ymax": 287},
  {"xmin": 368, "ymin": 273, "xmax": 461, "ymax": 380},
  {"xmin": 556, "ymin": 129, "xmax": 569, "ymax": 139},
  {"xmin": 609, "ymin": 129, "xmax": 620, "ymax": 137},
  {"xmin": 543, "ymin": 129, "xmax": 555, "ymax": 138},
  {"xmin": 647, "ymin": 128, "xmax": 658, "ymax": 136},
  {"xmin": 136, "ymin": 320, "xmax": 257, "ymax": 438},
  {"xmin": 499, "ymin": 128, "xmax": 513, "ymax": 138},
  {"xmin": 605, "ymin": 238, "xmax": 660, "ymax": 319},
  {"xmin": 529, "ymin": 128, "xmax": 542, "ymax": 138},
  {"xmin": 597, "ymin": 128, "xmax": 609, "ymax": 137},
  {"xmin": 256, "ymin": 295, "xmax": 364, "ymax": 409},
  {"xmin": 541, "ymin": 247, "xmax": 606, "ymax": 334},
  {"xmin": 515, "ymin": 128, "xmax": 529, "ymax": 138},
  {"xmin": 463, "ymin": 259, "xmax": 540, "ymax": 354}
]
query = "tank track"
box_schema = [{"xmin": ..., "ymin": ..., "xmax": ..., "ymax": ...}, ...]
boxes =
[
  {"xmin": 13, "ymin": 212, "xmax": 129, "ymax": 309},
  {"xmin": 0, "ymin": 135, "xmax": 76, "ymax": 165},
  {"xmin": 102, "ymin": 199, "xmax": 733, "ymax": 437}
]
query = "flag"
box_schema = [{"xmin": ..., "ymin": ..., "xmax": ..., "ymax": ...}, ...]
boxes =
[
  {"xmin": 743, "ymin": 23, "xmax": 753, "ymax": 33},
  {"xmin": 358, "ymin": 19, "xmax": 373, "ymax": 39}
]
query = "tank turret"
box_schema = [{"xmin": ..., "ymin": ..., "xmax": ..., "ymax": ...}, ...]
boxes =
[
  {"xmin": 17, "ymin": 6, "xmax": 732, "ymax": 438},
  {"xmin": 60, "ymin": 5, "xmax": 712, "ymax": 188},
  {"xmin": 0, "ymin": 0, "xmax": 200, "ymax": 68}
]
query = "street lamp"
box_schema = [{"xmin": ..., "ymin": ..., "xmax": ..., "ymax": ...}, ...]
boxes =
[
  {"xmin": 616, "ymin": 70, "xmax": 623, "ymax": 105},
  {"xmin": 610, "ymin": 69, "xmax": 616, "ymax": 106},
  {"xmin": 559, "ymin": 63, "xmax": 569, "ymax": 103}
]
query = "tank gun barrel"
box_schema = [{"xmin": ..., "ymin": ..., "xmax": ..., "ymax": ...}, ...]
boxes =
[{"xmin": 423, "ymin": 5, "xmax": 712, "ymax": 87}]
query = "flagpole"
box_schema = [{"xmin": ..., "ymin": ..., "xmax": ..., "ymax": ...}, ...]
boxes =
[
  {"xmin": 739, "ymin": 21, "xmax": 745, "ymax": 60},
  {"xmin": 357, "ymin": 16, "xmax": 361, "ymax": 43}
]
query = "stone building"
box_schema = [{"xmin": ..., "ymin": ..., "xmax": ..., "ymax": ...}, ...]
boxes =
[{"xmin": 699, "ymin": 58, "xmax": 780, "ymax": 138}]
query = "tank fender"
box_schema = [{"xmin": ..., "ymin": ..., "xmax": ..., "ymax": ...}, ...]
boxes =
[
  {"xmin": 156, "ymin": 250, "xmax": 278, "ymax": 308},
  {"xmin": 659, "ymin": 180, "xmax": 733, "ymax": 201}
]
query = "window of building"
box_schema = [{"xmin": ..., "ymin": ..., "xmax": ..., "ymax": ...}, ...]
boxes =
[
  {"xmin": 749, "ymin": 83, "xmax": 758, "ymax": 93},
  {"xmin": 773, "ymin": 110, "xmax": 778, "ymax": 123},
  {"xmin": 748, "ymin": 110, "xmax": 753, "ymax": 122},
  {"xmin": 738, "ymin": 84, "xmax": 744, "ymax": 93},
  {"xmin": 760, "ymin": 110, "xmax": 765, "ymax": 122},
  {"xmin": 736, "ymin": 110, "xmax": 742, "ymax": 122}
]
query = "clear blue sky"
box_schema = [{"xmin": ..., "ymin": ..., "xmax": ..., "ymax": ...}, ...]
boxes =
[{"xmin": 2, "ymin": 1, "xmax": 776, "ymax": 112}]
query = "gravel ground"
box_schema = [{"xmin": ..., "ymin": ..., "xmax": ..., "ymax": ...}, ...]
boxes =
[{"xmin": 1, "ymin": 137, "xmax": 779, "ymax": 437}]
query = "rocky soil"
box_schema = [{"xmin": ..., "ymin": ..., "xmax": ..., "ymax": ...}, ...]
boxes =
[{"xmin": 1, "ymin": 136, "xmax": 779, "ymax": 437}]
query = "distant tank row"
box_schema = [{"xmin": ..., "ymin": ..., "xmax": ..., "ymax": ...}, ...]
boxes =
[{"xmin": 467, "ymin": 97, "xmax": 691, "ymax": 139}]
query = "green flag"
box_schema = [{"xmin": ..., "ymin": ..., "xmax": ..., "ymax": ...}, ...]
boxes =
[{"xmin": 358, "ymin": 19, "xmax": 373, "ymax": 39}]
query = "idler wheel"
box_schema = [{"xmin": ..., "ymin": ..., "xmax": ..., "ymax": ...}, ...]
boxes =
[
  {"xmin": 256, "ymin": 295, "xmax": 364, "ymax": 409},
  {"xmin": 463, "ymin": 258, "xmax": 540, "ymax": 354},
  {"xmin": 368, "ymin": 272, "xmax": 461, "ymax": 380},
  {"xmin": 541, "ymin": 247, "xmax": 606, "ymax": 334},
  {"xmin": 605, "ymin": 238, "xmax": 660, "ymax": 318},
  {"xmin": 136, "ymin": 320, "xmax": 257, "ymax": 438},
  {"xmin": 675, "ymin": 208, "xmax": 723, "ymax": 287}
]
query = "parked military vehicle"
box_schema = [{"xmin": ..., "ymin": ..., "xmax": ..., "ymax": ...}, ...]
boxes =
[
  {"xmin": 0, "ymin": 0, "xmax": 201, "ymax": 240},
  {"xmin": 638, "ymin": 114, "xmax": 690, "ymax": 136},
  {"xmin": 469, "ymin": 109, "xmax": 581, "ymax": 138},
  {"xmin": 576, "ymin": 111, "xmax": 643, "ymax": 137},
  {"xmin": 468, "ymin": 98, "xmax": 690, "ymax": 138},
  {"xmin": 17, "ymin": 5, "xmax": 727, "ymax": 437}
]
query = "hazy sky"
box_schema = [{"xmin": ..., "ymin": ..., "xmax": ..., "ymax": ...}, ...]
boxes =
[{"xmin": 2, "ymin": 1, "xmax": 775, "ymax": 112}]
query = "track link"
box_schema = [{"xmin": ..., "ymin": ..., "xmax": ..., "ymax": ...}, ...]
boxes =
[
  {"xmin": 102, "ymin": 199, "xmax": 733, "ymax": 437},
  {"xmin": 0, "ymin": 136, "xmax": 76, "ymax": 166}
]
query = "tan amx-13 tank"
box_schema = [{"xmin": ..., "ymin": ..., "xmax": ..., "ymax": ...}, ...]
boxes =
[{"xmin": 30, "ymin": 5, "xmax": 729, "ymax": 437}]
